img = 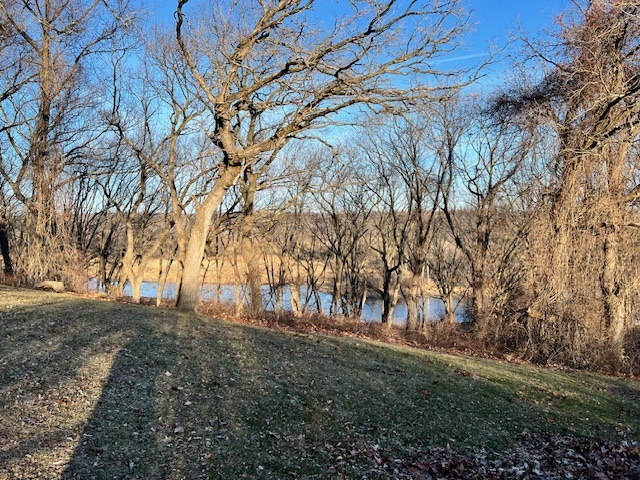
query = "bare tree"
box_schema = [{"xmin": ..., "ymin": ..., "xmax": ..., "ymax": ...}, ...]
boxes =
[
  {"xmin": 496, "ymin": 0, "xmax": 640, "ymax": 358},
  {"xmin": 353, "ymin": 110, "xmax": 452, "ymax": 329},
  {"xmin": 172, "ymin": 0, "xmax": 472, "ymax": 310},
  {"xmin": 427, "ymin": 216, "xmax": 465, "ymax": 324},
  {"xmin": 0, "ymin": 0, "xmax": 135, "ymax": 284},
  {"xmin": 313, "ymin": 160, "xmax": 372, "ymax": 318},
  {"xmin": 95, "ymin": 137, "xmax": 172, "ymax": 303},
  {"xmin": 101, "ymin": 28, "xmax": 224, "ymax": 304},
  {"xmin": 364, "ymin": 158, "xmax": 406, "ymax": 327},
  {"xmin": 441, "ymin": 97, "xmax": 536, "ymax": 335},
  {"xmin": 258, "ymin": 148, "xmax": 317, "ymax": 316}
]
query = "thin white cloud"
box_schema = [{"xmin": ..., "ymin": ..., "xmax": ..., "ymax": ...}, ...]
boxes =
[{"xmin": 431, "ymin": 52, "xmax": 490, "ymax": 65}]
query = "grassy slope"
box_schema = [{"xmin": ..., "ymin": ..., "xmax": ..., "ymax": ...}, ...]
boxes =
[{"xmin": 0, "ymin": 286, "xmax": 638, "ymax": 479}]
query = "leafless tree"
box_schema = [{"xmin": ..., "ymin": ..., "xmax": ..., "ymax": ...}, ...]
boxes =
[
  {"xmin": 0, "ymin": 0, "xmax": 136, "ymax": 284},
  {"xmin": 95, "ymin": 136, "xmax": 172, "ymax": 303},
  {"xmin": 495, "ymin": 0, "xmax": 640, "ymax": 360},
  {"xmin": 441, "ymin": 96, "xmax": 536, "ymax": 337},
  {"xmin": 258, "ymin": 147, "xmax": 318, "ymax": 316},
  {"xmin": 358, "ymin": 114, "xmax": 445, "ymax": 329},
  {"xmin": 365, "ymin": 165, "xmax": 406, "ymax": 326},
  {"xmin": 101, "ymin": 28, "xmax": 224, "ymax": 304},
  {"xmin": 427, "ymin": 216, "xmax": 465, "ymax": 324},
  {"xmin": 313, "ymin": 158, "xmax": 372, "ymax": 318},
  {"xmin": 172, "ymin": 0, "xmax": 472, "ymax": 310}
]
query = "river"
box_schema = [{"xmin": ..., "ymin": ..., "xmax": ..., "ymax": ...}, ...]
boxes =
[
  {"xmin": 116, "ymin": 281, "xmax": 468, "ymax": 324},
  {"xmin": 112, "ymin": 282, "xmax": 468, "ymax": 325}
]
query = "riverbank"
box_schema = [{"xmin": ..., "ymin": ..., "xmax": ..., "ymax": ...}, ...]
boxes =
[
  {"xmin": 114, "ymin": 279, "xmax": 467, "ymax": 324},
  {"xmin": 98, "ymin": 256, "xmax": 443, "ymax": 302},
  {"xmin": 1, "ymin": 286, "xmax": 638, "ymax": 478}
]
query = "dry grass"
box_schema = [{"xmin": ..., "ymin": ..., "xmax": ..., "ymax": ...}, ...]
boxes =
[{"xmin": 1, "ymin": 286, "xmax": 639, "ymax": 479}]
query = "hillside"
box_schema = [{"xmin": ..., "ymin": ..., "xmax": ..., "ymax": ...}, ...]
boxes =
[{"xmin": 0, "ymin": 286, "xmax": 638, "ymax": 479}]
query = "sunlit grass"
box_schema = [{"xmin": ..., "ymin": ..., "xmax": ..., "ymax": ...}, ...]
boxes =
[{"xmin": 0, "ymin": 286, "xmax": 638, "ymax": 479}]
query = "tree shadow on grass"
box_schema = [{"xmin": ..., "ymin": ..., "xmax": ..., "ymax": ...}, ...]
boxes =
[
  {"xmin": 0, "ymin": 289, "xmax": 181, "ymax": 478},
  {"xmin": 4, "ymin": 288, "xmax": 637, "ymax": 479},
  {"xmin": 61, "ymin": 313, "xmax": 260, "ymax": 479},
  {"xmin": 1, "ymin": 288, "xmax": 259, "ymax": 479},
  {"xmin": 0, "ymin": 295, "xmax": 130, "ymax": 391},
  {"xmin": 62, "ymin": 318, "xmax": 606, "ymax": 479},
  {"xmin": 62, "ymin": 328, "xmax": 180, "ymax": 479}
]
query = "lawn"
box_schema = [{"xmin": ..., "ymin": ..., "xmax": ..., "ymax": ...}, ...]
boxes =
[{"xmin": 0, "ymin": 286, "xmax": 638, "ymax": 479}]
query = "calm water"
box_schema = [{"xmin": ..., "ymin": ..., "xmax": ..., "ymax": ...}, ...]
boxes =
[{"xmin": 118, "ymin": 281, "xmax": 468, "ymax": 324}]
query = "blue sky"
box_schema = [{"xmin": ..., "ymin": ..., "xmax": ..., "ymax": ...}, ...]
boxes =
[
  {"xmin": 147, "ymin": 0, "xmax": 567, "ymax": 44},
  {"xmin": 452, "ymin": 0, "xmax": 568, "ymax": 82},
  {"xmin": 470, "ymin": 0, "xmax": 565, "ymax": 47},
  {"xmin": 144, "ymin": 0, "xmax": 569, "ymax": 80}
]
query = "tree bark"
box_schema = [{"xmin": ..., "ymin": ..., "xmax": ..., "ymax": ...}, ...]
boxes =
[
  {"xmin": 177, "ymin": 167, "xmax": 241, "ymax": 311},
  {"xmin": 156, "ymin": 256, "xmax": 172, "ymax": 307},
  {"xmin": 380, "ymin": 269, "xmax": 397, "ymax": 326},
  {"xmin": 601, "ymin": 231, "xmax": 627, "ymax": 346},
  {"xmin": 404, "ymin": 273, "xmax": 422, "ymax": 331},
  {"xmin": 443, "ymin": 292, "xmax": 456, "ymax": 324},
  {"xmin": 0, "ymin": 220, "xmax": 13, "ymax": 275},
  {"xmin": 470, "ymin": 261, "xmax": 492, "ymax": 331},
  {"xmin": 330, "ymin": 260, "xmax": 344, "ymax": 316},
  {"xmin": 130, "ymin": 276, "xmax": 143, "ymax": 304},
  {"xmin": 244, "ymin": 237, "xmax": 264, "ymax": 316},
  {"xmin": 289, "ymin": 283, "xmax": 302, "ymax": 317}
]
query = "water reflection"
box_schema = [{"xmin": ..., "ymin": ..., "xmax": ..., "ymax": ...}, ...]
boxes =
[{"xmin": 117, "ymin": 281, "xmax": 468, "ymax": 324}]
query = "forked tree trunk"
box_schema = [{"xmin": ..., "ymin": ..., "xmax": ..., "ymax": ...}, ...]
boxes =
[{"xmin": 177, "ymin": 167, "xmax": 241, "ymax": 311}]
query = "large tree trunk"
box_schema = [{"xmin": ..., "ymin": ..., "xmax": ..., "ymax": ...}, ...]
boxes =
[
  {"xmin": 601, "ymin": 146, "xmax": 629, "ymax": 352},
  {"xmin": 176, "ymin": 212, "xmax": 212, "ymax": 310},
  {"xmin": 330, "ymin": 260, "xmax": 344, "ymax": 316},
  {"xmin": 243, "ymin": 236, "xmax": 264, "ymax": 316},
  {"xmin": 601, "ymin": 230, "xmax": 627, "ymax": 347},
  {"xmin": 25, "ymin": 11, "xmax": 59, "ymax": 282},
  {"xmin": 177, "ymin": 167, "xmax": 241, "ymax": 311},
  {"xmin": 0, "ymin": 219, "xmax": 13, "ymax": 276},
  {"xmin": 404, "ymin": 272, "xmax": 422, "ymax": 331},
  {"xmin": 545, "ymin": 151, "xmax": 579, "ymax": 314},
  {"xmin": 470, "ymin": 262, "xmax": 492, "ymax": 331},
  {"xmin": 380, "ymin": 270, "xmax": 396, "ymax": 327},
  {"xmin": 130, "ymin": 275, "xmax": 143, "ymax": 304},
  {"xmin": 443, "ymin": 291, "xmax": 456, "ymax": 324},
  {"xmin": 381, "ymin": 291, "xmax": 397, "ymax": 327}
]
